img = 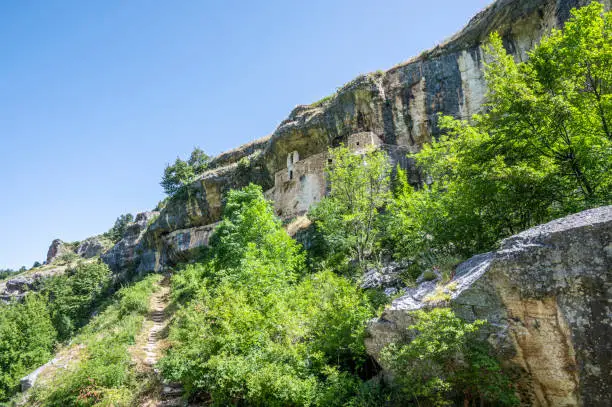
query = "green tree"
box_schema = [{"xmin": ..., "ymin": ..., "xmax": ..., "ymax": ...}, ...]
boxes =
[
  {"xmin": 187, "ymin": 146, "xmax": 211, "ymax": 174},
  {"xmin": 161, "ymin": 157, "xmax": 195, "ymax": 196},
  {"xmin": 105, "ymin": 213, "xmax": 134, "ymax": 243},
  {"xmin": 210, "ymin": 184, "xmax": 303, "ymax": 273},
  {"xmin": 0, "ymin": 269, "xmax": 16, "ymax": 280},
  {"xmin": 43, "ymin": 261, "xmax": 112, "ymax": 340},
  {"xmin": 309, "ymin": 146, "xmax": 392, "ymax": 267},
  {"xmin": 161, "ymin": 146, "xmax": 210, "ymax": 196},
  {"xmin": 0, "ymin": 294, "xmax": 56, "ymax": 401}
]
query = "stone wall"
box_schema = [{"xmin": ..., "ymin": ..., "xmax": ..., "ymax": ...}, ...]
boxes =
[{"xmin": 266, "ymin": 132, "xmax": 384, "ymax": 219}]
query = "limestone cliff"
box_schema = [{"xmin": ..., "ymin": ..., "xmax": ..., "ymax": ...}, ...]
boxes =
[
  {"xmin": 366, "ymin": 206, "xmax": 612, "ymax": 406},
  {"xmin": 103, "ymin": 0, "xmax": 610, "ymax": 274}
]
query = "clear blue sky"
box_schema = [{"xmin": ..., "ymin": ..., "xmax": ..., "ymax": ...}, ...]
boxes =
[{"xmin": 0, "ymin": 0, "xmax": 492, "ymax": 269}]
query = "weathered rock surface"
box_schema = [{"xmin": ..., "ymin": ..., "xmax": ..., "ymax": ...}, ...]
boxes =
[
  {"xmin": 0, "ymin": 267, "xmax": 66, "ymax": 302},
  {"xmin": 101, "ymin": 211, "xmax": 159, "ymax": 274},
  {"xmin": 366, "ymin": 206, "xmax": 612, "ymax": 407},
  {"xmin": 361, "ymin": 262, "xmax": 406, "ymax": 291},
  {"xmin": 45, "ymin": 239, "xmax": 70, "ymax": 264},
  {"xmin": 76, "ymin": 236, "xmax": 112, "ymax": 259}
]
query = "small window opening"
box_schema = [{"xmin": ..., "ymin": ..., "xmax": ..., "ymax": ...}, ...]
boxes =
[
  {"xmin": 289, "ymin": 170, "xmax": 293, "ymax": 180},
  {"xmin": 356, "ymin": 142, "xmax": 360, "ymax": 146},
  {"xmin": 328, "ymin": 159, "xmax": 333, "ymax": 164}
]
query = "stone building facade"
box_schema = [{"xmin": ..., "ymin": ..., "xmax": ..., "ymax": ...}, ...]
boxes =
[{"xmin": 265, "ymin": 132, "xmax": 384, "ymax": 219}]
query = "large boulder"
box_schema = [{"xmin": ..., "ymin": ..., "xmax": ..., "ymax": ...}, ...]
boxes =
[{"xmin": 366, "ymin": 206, "xmax": 612, "ymax": 406}]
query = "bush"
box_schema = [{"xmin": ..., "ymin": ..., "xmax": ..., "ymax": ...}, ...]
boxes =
[
  {"xmin": 381, "ymin": 308, "xmax": 518, "ymax": 406},
  {"xmin": 0, "ymin": 269, "xmax": 16, "ymax": 280}
]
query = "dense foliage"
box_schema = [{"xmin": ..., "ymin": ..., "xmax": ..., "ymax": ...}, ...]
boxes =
[
  {"xmin": 160, "ymin": 185, "xmax": 381, "ymax": 406},
  {"xmin": 161, "ymin": 147, "xmax": 211, "ymax": 195},
  {"xmin": 42, "ymin": 262, "xmax": 112, "ymax": 340},
  {"xmin": 381, "ymin": 309, "xmax": 518, "ymax": 406},
  {"xmin": 0, "ymin": 295, "xmax": 56, "ymax": 400},
  {"xmin": 0, "ymin": 261, "xmax": 113, "ymax": 402},
  {"xmin": 0, "ymin": 269, "xmax": 16, "ymax": 280},
  {"xmin": 309, "ymin": 146, "xmax": 391, "ymax": 270}
]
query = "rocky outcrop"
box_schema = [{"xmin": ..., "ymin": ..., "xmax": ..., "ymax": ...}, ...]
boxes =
[
  {"xmin": 366, "ymin": 206, "xmax": 612, "ymax": 407},
  {"xmin": 101, "ymin": 211, "xmax": 159, "ymax": 274},
  {"xmin": 101, "ymin": 0, "xmax": 611, "ymax": 274},
  {"xmin": 46, "ymin": 235, "xmax": 112, "ymax": 265},
  {"xmin": 45, "ymin": 239, "xmax": 70, "ymax": 264},
  {"xmin": 0, "ymin": 267, "xmax": 66, "ymax": 302},
  {"xmin": 76, "ymin": 236, "xmax": 112, "ymax": 259}
]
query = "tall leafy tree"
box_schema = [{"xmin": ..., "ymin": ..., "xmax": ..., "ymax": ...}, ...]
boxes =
[
  {"xmin": 0, "ymin": 294, "xmax": 56, "ymax": 400},
  {"xmin": 105, "ymin": 213, "xmax": 134, "ymax": 243},
  {"xmin": 161, "ymin": 146, "xmax": 210, "ymax": 196},
  {"xmin": 310, "ymin": 146, "xmax": 392, "ymax": 266}
]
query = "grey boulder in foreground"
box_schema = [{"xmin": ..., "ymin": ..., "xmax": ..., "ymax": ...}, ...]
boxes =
[{"xmin": 367, "ymin": 206, "xmax": 612, "ymax": 407}]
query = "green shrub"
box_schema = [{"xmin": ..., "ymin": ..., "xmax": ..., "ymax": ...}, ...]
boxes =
[
  {"xmin": 55, "ymin": 251, "xmax": 80, "ymax": 266},
  {"xmin": 421, "ymin": 270, "xmax": 437, "ymax": 281},
  {"xmin": 381, "ymin": 308, "xmax": 518, "ymax": 406}
]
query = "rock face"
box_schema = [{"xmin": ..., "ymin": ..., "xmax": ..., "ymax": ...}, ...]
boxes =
[
  {"xmin": 366, "ymin": 206, "xmax": 612, "ymax": 407},
  {"xmin": 76, "ymin": 236, "xmax": 111, "ymax": 259},
  {"xmin": 101, "ymin": 211, "xmax": 159, "ymax": 274},
  {"xmin": 45, "ymin": 239, "xmax": 70, "ymax": 264},
  {"xmin": 105, "ymin": 0, "xmax": 608, "ymax": 274}
]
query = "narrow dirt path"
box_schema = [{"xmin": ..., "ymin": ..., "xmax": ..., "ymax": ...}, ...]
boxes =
[
  {"xmin": 143, "ymin": 277, "xmax": 170, "ymax": 367},
  {"xmin": 136, "ymin": 274, "xmax": 188, "ymax": 407}
]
